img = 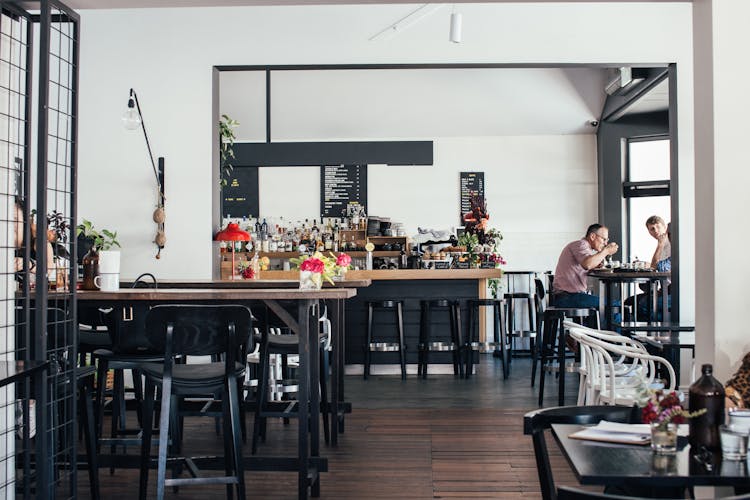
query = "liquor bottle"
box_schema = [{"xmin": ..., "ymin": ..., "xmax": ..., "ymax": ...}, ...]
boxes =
[
  {"xmin": 689, "ymin": 364, "xmax": 725, "ymax": 451},
  {"xmin": 254, "ymin": 218, "xmax": 262, "ymax": 235},
  {"xmin": 260, "ymin": 218, "xmax": 268, "ymax": 238}
]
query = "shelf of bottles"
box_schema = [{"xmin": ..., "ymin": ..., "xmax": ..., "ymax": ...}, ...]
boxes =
[{"xmin": 218, "ymin": 216, "xmax": 410, "ymax": 276}]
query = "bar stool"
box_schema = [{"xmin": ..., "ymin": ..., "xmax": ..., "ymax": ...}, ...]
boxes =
[
  {"xmin": 535, "ymin": 307, "xmax": 598, "ymax": 407},
  {"xmin": 364, "ymin": 300, "xmax": 406, "ymax": 380},
  {"xmin": 417, "ymin": 299, "xmax": 463, "ymax": 379},
  {"xmin": 464, "ymin": 299, "xmax": 509, "ymax": 379},
  {"xmin": 504, "ymin": 292, "xmax": 536, "ymax": 361}
]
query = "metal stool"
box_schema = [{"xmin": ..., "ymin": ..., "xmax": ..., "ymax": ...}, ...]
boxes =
[
  {"xmin": 504, "ymin": 292, "xmax": 536, "ymax": 362},
  {"xmin": 364, "ymin": 300, "xmax": 406, "ymax": 380},
  {"xmin": 418, "ymin": 299, "xmax": 463, "ymax": 379},
  {"xmin": 464, "ymin": 299, "xmax": 509, "ymax": 379}
]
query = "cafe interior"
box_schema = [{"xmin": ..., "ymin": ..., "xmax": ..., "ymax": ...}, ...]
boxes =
[{"xmin": 0, "ymin": 0, "xmax": 747, "ymax": 499}]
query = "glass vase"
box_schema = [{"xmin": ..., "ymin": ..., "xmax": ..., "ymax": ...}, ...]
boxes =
[
  {"xmin": 651, "ymin": 422, "xmax": 678, "ymax": 454},
  {"xmin": 332, "ymin": 267, "xmax": 348, "ymax": 282},
  {"xmin": 299, "ymin": 270, "xmax": 323, "ymax": 290},
  {"xmin": 82, "ymin": 247, "xmax": 99, "ymax": 290}
]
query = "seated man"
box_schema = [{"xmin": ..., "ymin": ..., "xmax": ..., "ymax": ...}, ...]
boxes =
[{"xmin": 551, "ymin": 223, "xmax": 618, "ymax": 309}]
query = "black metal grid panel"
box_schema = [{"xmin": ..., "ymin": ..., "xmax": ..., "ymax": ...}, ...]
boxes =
[
  {"xmin": 34, "ymin": 1, "xmax": 80, "ymax": 498},
  {"xmin": 0, "ymin": 3, "xmax": 33, "ymax": 497}
]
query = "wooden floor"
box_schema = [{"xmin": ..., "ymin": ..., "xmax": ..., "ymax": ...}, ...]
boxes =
[{"xmin": 77, "ymin": 356, "xmax": 587, "ymax": 499}]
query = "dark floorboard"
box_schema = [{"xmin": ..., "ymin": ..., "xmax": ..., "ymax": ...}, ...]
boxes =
[{"xmin": 77, "ymin": 356, "xmax": 589, "ymax": 499}]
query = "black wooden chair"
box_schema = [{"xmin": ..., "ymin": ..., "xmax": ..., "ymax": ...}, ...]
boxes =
[
  {"xmin": 44, "ymin": 308, "xmax": 100, "ymax": 499},
  {"xmin": 523, "ymin": 405, "xmax": 636, "ymax": 500},
  {"xmin": 251, "ymin": 301, "xmax": 330, "ymax": 454},
  {"xmin": 138, "ymin": 304, "xmax": 252, "ymax": 500}
]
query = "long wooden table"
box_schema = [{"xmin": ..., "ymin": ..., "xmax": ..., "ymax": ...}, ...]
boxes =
[{"xmin": 78, "ymin": 287, "xmax": 358, "ymax": 500}]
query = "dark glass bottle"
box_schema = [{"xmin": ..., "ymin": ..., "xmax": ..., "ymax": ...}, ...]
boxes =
[
  {"xmin": 689, "ymin": 364, "xmax": 725, "ymax": 451},
  {"xmin": 82, "ymin": 247, "xmax": 99, "ymax": 290}
]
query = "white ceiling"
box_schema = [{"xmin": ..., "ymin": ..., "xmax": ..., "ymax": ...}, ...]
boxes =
[
  {"xmin": 70, "ymin": 1, "xmax": 671, "ymax": 139},
  {"xmin": 64, "ymin": 0, "xmax": 690, "ymax": 8}
]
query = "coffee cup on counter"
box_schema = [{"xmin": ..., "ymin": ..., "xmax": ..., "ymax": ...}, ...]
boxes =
[{"xmin": 94, "ymin": 273, "xmax": 119, "ymax": 292}]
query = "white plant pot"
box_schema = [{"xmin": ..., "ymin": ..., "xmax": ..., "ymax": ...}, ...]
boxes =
[{"xmin": 98, "ymin": 250, "xmax": 120, "ymax": 274}]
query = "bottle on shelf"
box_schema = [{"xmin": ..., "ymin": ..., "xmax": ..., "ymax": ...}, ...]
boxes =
[
  {"xmin": 254, "ymin": 218, "xmax": 262, "ymax": 235},
  {"xmin": 260, "ymin": 218, "xmax": 268, "ymax": 237},
  {"xmin": 689, "ymin": 363, "xmax": 725, "ymax": 451}
]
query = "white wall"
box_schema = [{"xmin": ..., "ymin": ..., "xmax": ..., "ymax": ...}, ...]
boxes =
[
  {"xmin": 254, "ymin": 135, "xmax": 597, "ymax": 272},
  {"xmin": 693, "ymin": 0, "xmax": 750, "ymax": 381},
  {"xmin": 76, "ymin": 2, "xmax": 694, "ymax": 321}
]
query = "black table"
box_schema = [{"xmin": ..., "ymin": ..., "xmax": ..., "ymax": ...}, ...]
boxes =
[
  {"xmin": 552, "ymin": 423, "xmax": 750, "ymax": 488},
  {"xmin": 0, "ymin": 360, "xmax": 50, "ymax": 498},
  {"xmin": 589, "ymin": 270, "xmax": 670, "ymax": 330},
  {"xmin": 633, "ymin": 330, "xmax": 695, "ymax": 389}
]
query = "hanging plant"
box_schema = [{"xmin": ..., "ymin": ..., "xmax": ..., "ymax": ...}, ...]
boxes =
[{"xmin": 219, "ymin": 114, "xmax": 239, "ymax": 188}]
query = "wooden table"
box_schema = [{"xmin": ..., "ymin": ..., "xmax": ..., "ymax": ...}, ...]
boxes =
[
  {"xmin": 588, "ymin": 270, "xmax": 671, "ymax": 330},
  {"xmin": 117, "ymin": 278, "xmax": 372, "ymax": 445},
  {"xmin": 78, "ymin": 287, "xmax": 358, "ymax": 500},
  {"xmin": 552, "ymin": 423, "xmax": 750, "ymax": 489}
]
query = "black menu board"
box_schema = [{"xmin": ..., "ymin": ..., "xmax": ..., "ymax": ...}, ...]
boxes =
[
  {"xmin": 222, "ymin": 166, "xmax": 259, "ymax": 218},
  {"xmin": 460, "ymin": 171, "xmax": 485, "ymax": 223},
  {"xmin": 320, "ymin": 164, "xmax": 368, "ymax": 218}
]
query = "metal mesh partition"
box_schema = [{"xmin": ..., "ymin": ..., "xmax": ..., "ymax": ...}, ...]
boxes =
[{"xmin": 0, "ymin": 0, "xmax": 79, "ymax": 497}]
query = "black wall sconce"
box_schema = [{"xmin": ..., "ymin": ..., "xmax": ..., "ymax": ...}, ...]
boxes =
[{"xmin": 123, "ymin": 88, "xmax": 166, "ymax": 258}]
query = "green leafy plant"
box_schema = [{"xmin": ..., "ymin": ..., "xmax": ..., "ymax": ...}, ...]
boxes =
[
  {"xmin": 47, "ymin": 210, "xmax": 70, "ymax": 243},
  {"xmin": 219, "ymin": 114, "xmax": 239, "ymax": 188},
  {"xmin": 76, "ymin": 219, "xmax": 121, "ymax": 251}
]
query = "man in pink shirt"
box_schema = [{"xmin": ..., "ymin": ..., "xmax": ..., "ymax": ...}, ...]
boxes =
[{"xmin": 551, "ymin": 223, "xmax": 619, "ymax": 309}]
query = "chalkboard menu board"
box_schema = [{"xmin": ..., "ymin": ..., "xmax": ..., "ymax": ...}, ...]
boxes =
[
  {"xmin": 320, "ymin": 164, "xmax": 368, "ymax": 218},
  {"xmin": 222, "ymin": 166, "xmax": 259, "ymax": 218},
  {"xmin": 460, "ymin": 171, "xmax": 485, "ymax": 223}
]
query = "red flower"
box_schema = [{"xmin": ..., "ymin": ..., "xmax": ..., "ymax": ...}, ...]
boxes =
[
  {"xmin": 300, "ymin": 258, "xmax": 325, "ymax": 274},
  {"xmin": 336, "ymin": 253, "xmax": 352, "ymax": 267},
  {"xmin": 241, "ymin": 266, "xmax": 255, "ymax": 279}
]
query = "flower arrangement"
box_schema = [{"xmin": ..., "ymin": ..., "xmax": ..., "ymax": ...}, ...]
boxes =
[
  {"xmin": 291, "ymin": 251, "xmax": 352, "ymax": 289},
  {"xmin": 238, "ymin": 261, "xmax": 255, "ymax": 280},
  {"xmin": 637, "ymin": 388, "xmax": 706, "ymax": 429}
]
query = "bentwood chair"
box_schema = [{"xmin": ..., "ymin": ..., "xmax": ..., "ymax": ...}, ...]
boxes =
[
  {"xmin": 523, "ymin": 405, "xmax": 636, "ymax": 500},
  {"xmin": 138, "ymin": 305, "xmax": 252, "ymax": 500},
  {"xmin": 557, "ymin": 486, "xmax": 750, "ymax": 499}
]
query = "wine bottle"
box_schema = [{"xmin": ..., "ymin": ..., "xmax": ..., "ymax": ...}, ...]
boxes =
[{"xmin": 689, "ymin": 364, "xmax": 725, "ymax": 451}]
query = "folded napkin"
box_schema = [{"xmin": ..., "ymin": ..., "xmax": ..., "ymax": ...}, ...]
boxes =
[{"xmin": 569, "ymin": 420, "xmax": 688, "ymax": 445}]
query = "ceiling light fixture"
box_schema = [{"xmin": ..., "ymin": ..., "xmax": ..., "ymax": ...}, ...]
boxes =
[
  {"xmin": 123, "ymin": 88, "xmax": 166, "ymax": 259},
  {"xmin": 449, "ymin": 7, "xmax": 462, "ymax": 43}
]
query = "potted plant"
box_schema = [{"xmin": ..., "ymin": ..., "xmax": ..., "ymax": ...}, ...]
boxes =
[
  {"xmin": 219, "ymin": 114, "xmax": 239, "ymax": 188},
  {"xmin": 76, "ymin": 220, "xmax": 121, "ymax": 290},
  {"xmin": 47, "ymin": 210, "xmax": 71, "ymax": 289}
]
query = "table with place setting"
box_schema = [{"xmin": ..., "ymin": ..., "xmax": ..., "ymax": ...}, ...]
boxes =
[
  {"xmin": 552, "ymin": 422, "xmax": 750, "ymax": 490},
  {"xmin": 588, "ymin": 268, "xmax": 671, "ymax": 331}
]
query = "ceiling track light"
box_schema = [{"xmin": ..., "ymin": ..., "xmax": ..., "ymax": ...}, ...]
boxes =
[
  {"xmin": 450, "ymin": 10, "xmax": 462, "ymax": 43},
  {"xmin": 368, "ymin": 4, "xmax": 444, "ymax": 42}
]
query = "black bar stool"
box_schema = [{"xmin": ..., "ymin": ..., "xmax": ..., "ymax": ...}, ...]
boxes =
[
  {"xmin": 364, "ymin": 300, "xmax": 406, "ymax": 380},
  {"xmin": 535, "ymin": 307, "xmax": 598, "ymax": 407},
  {"xmin": 464, "ymin": 299, "xmax": 509, "ymax": 379},
  {"xmin": 417, "ymin": 299, "xmax": 463, "ymax": 379},
  {"xmin": 504, "ymin": 292, "xmax": 536, "ymax": 361}
]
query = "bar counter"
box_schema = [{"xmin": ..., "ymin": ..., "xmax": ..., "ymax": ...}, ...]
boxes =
[{"xmin": 125, "ymin": 268, "xmax": 500, "ymax": 370}]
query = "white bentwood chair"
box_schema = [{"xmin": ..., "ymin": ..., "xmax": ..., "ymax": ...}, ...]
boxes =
[{"xmin": 567, "ymin": 324, "xmax": 675, "ymax": 406}]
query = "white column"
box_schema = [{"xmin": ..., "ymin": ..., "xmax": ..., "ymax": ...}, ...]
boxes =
[{"xmin": 693, "ymin": 0, "xmax": 750, "ymax": 382}]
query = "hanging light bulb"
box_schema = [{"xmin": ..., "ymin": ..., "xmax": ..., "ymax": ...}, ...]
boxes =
[
  {"xmin": 449, "ymin": 9, "xmax": 462, "ymax": 43},
  {"xmin": 122, "ymin": 90, "xmax": 141, "ymax": 130}
]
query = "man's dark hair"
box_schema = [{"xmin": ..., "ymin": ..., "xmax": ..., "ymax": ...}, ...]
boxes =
[{"xmin": 585, "ymin": 223, "xmax": 605, "ymax": 238}]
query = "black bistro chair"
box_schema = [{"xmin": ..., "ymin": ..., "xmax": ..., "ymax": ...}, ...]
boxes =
[
  {"xmin": 138, "ymin": 305, "xmax": 252, "ymax": 500},
  {"xmin": 523, "ymin": 405, "xmax": 636, "ymax": 500}
]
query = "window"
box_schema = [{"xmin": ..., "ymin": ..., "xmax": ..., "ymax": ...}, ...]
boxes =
[{"xmin": 625, "ymin": 139, "xmax": 670, "ymax": 263}]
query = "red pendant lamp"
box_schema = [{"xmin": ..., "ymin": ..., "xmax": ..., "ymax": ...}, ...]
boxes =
[{"xmin": 215, "ymin": 223, "xmax": 251, "ymax": 280}]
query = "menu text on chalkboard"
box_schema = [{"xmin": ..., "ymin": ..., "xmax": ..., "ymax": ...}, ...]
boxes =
[
  {"xmin": 222, "ymin": 166, "xmax": 260, "ymax": 218},
  {"xmin": 460, "ymin": 171, "xmax": 485, "ymax": 224},
  {"xmin": 320, "ymin": 164, "xmax": 368, "ymax": 218}
]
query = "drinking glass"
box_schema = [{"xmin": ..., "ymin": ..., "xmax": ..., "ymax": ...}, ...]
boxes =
[{"xmin": 719, "ymin": 425, "xmax": 749, "ymax": 460}]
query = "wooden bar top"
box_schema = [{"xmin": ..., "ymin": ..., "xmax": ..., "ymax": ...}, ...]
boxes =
[
  {"xmin": 77, "ymin": 287, "xmax": 357, "ymax": 301},
  {"xmin": 120, "ymin": 278, "xmax": 371, "ymax": 289},
  {"xmin": 251, "ymin": 269, "xmax": 502, "ymax": 281}
]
